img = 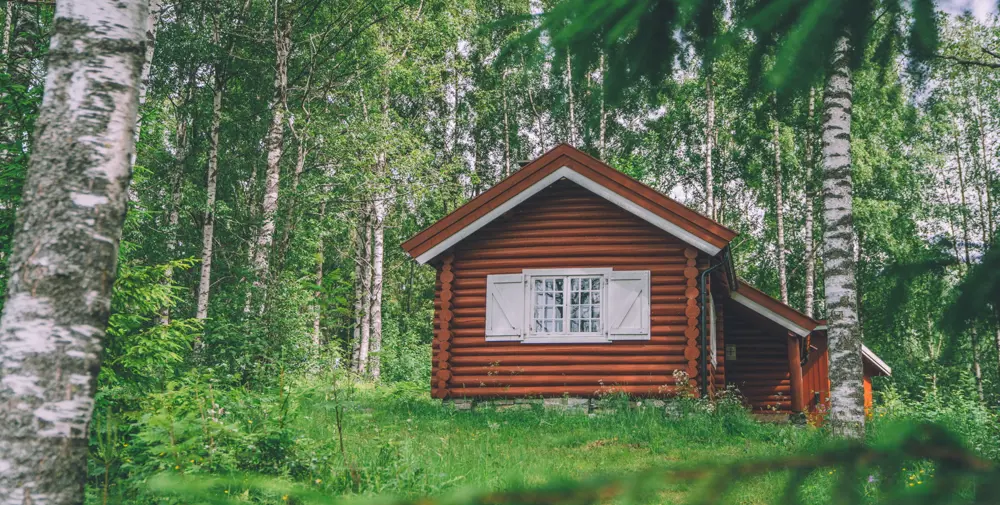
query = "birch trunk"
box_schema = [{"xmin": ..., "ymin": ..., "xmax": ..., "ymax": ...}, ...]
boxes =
[
  {"xmin": 248, "ymin": 17, "xmax": 291, "ymax": 312},
  {"xmin": 502, "ymin": 76, "xmax": 511, "ymax": 178},
  {"xmin": 368, "ymin": 194, "xmax": 386, "ymax": 380},
  {"xmin": 774, "ymin": 97, "xmax": 787, "ymax": 305},
  {"xmin": 599, "ymin": 53, "xmax": 606, "ymax": 160},
  {"xmin": 804, "ymin": 87, "xmax": 816, "ymax": 317},
  {"xmin": 0, "ymin": 0, "xmax": 147, "ymax": 501},
  {"xmin": 354, "ymin": 211, "xmax": 372, "ymax": 374},
  {"xmin": 820, "ymin": 35, "xmax": 865, "ymax": 438},
  {"xmin": 196, "ymin": 70, "xmax": 224, "ymax": 321},
  {"xmin": 565, "ymin": 50, "xmax": 576, "ymax": 146},
  {"xmin": 2, "ymin": 0, "xmax": 11, "ymax": 58},
  {"xmin": 705, "ymin": 73, "xmax": 715, "ymax": 220}
]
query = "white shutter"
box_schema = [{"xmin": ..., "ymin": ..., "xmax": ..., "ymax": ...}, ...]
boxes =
[
  {"xmin": 607, "ymin": 270, "xmax": 650, "ymax": 340},
  {"xmin": 485, "ymin": 273, "xmax": 525, "ymax": 341}
]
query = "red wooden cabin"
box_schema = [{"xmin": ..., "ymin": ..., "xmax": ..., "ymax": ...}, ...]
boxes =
[{"xmin": 402, "ymin": 145, "xmax": 890, "ymax": 417}]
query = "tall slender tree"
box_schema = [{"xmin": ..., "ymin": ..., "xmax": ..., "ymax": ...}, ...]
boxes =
[{"xmin": 0, "ymin": 0, "xmax": 147, "ymax": 500}]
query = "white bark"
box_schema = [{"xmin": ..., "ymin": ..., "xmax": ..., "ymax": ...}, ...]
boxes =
[
  {"xmin": 248, "ymin": 16, "xmax": 291, "ymax": 312},
  {"xmin": 804, "ymin": 87, "xmax": 816, "ymax": 318},
  {"xmin": 774, "ymin": 97, "xmax": 787, "ymax": 305},
  {"xmin": 0, "ymin": 0, "xmax": 147, "ymax": 501},
  {"xmin": 565, "ymin": 51, "xmax": 576, "ymax": 146},
  {"xmin": 2, "ymin": 0, "xmax": 11, "ymax": 58},
  {"xmin": 599, "ymin": 53, "xmax": 606, "ymax": 160},
  {"xmin": 368, "ymin": 195, "xmax": 386, "ymax": 380},
  {"xmin": 502, "ymin": 76, "xmax": 511, "ymax": 178},
  {"xmin": 705, "ymin": 74, "xmax": 715, "ymax": 220},
  {"xmin": 196, "ymin": 70, "xmax": 224, "ymax": 322},
  {"xmin": 129, "ymin": 0, "xmax": 162, "ymax": 169},
  {"xmin": 353, "ymin": 211, "xmax": 372, "ymax": 374},
  {"xmin": 821, "ymin": 35, "xmax": 865, "ymax": 438}
]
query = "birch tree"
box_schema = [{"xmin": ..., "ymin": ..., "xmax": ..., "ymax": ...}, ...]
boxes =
[
  {"xmin": 0, "ymin": 0, "xmax": 147, "ymax": 501},
  {"xmin": 820, "ymin": 35, "xmax": 865, "ymax": 437},
  {"xmin": 248, "ymin": 4, "xmax": 292, "ymax": 313}
]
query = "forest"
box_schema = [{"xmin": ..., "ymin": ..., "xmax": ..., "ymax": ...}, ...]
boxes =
[{"xmin": 2, "ymin": 0, "xmax": 1000, "ymax": 503}]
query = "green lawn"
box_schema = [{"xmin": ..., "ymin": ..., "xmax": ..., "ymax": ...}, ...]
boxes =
[{"xmin": 279, "ymin": 383, "xmax": 830, "ymax": 504}]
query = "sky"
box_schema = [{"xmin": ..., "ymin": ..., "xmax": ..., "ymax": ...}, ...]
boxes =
[{"xmin": 938, "ymin": 0, "xmax": 997, "ymax": 20}]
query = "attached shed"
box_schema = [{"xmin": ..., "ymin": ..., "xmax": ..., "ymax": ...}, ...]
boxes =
[{"xmin": 402, "ymin": 144, "xmax": 890, "ymax": 417}]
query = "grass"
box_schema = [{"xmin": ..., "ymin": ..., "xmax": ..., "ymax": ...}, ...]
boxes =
[{"xmin": 273, "ymin": 380, "xmax": 829, "ymax": 504}]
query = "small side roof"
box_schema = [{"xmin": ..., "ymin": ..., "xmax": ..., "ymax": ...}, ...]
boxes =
[
  {"xmin": 401, "ymin": 144, "xmax": 737, "ymax": 264},
  {"xmin": 729, "ymin": 282, "xmax": 892, "ymax": 377}
]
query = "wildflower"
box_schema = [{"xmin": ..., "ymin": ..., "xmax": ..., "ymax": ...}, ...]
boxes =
[
  {"xmin": 123, "ymin": 443, "xmax": 128, "ymax": 447},
  {"xmin": 282, "ymin": 496, "xmax": 289, "ymax": 501},
  {"xmin": 908, "ymin": 483, "xmax": 914, "ymax": 487},
  {"xmin": 174, "ymin": 465, "xmax": 180, "ymax": 470},
  {"xmin": 248, "ymin": 420, "xmax": 253, "ymax": 424},
  {"xmin": 917, "ymin": 481, "xmax": 923, "ymax": 485},
  {"xmin": 868, "ymin": 475, "xmax": 877, "ymax": 483},
  {"xmin": 224, "ymin": 490, "xmax": 229, "ymax": 494},
  {"xmin": 315, "ymin": 479, "xmax": 322, "ymax": 484}
]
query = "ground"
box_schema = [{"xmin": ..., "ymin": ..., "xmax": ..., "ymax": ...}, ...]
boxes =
[{"xmin": 282, "ymin": 383, "xmax": 832, "ymax": 504}]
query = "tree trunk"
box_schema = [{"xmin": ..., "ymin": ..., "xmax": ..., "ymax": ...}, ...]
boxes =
[
  {"xmin": 0, "ymin": 0, "xmax": 146, "ymax": 501},
  {"xmin": 369, "ymin": 194, "xmax": 386, "ymax": 381},
  {"xmin": 247, "ymin": 17, "xmax": 291, "ymax": 313},
  {"xmin": 599, "ymin": 53, "xmax": 607, "ymax": 160},
  {"xmin": 502, "ymin": 74, "xmax": 511, "ymax": 178},
  {"xmin": 2, "ymin": 0, "xmax": 12, "ymax": 58},
  {"xmin": 368, "ymin": 88, "xmax": 390, "ymax": 381},
  {"xmin": 313, "ymin": 198, "xmax": 326, "ymax": 347},
  {"xmin": 820, "ymin": 34, "xmax": 865, "ymax": 439},
  {"xmin": 196, "ymin": 69, "xmax": 224, "ymax": 322},
  {"xmin": 276, "ymin": 138, "xmax": 308, "ymax": 267},
  {"xmin": 804, "ymin": 87, "xmax": 816, "ymax": 318},
  {"xmin": 159, "ymin": 76, "xmax": 192, "ymax": 326},
  {"xmin": 565, "ymin": 50, "xmax": 576, "ymax": 146},
  {"xmin": 952, "ymin": 126, "xmax": 985, "ymax": 402},
  {"xmin": 705, "ymin": 72, "xmax": 715, "ymax": 220},
  {"xmin": 353, "ymin": 210, "xmax": 372, "ymax": 374},
  {"xmin": 774, "ymin": 96, "xmax": 787, "ymax": 304}
]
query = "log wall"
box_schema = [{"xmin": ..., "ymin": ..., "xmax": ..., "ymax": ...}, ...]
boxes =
[
  {"xmin": 723, "ymin": 311, "xmax": 793, "ymax": 412},
  {"xmin": 430, "ymin": 179, "xmax": 714, "ymax": 399}
]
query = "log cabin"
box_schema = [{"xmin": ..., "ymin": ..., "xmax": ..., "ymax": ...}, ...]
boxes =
[{"xmin": 401, "ymin": 144, "xmax": 891, "ymax": 418}]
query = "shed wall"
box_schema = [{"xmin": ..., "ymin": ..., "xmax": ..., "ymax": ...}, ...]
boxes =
[{"xmin": 723, "ymin": 310, "xmax": 793, "ymax": 413}]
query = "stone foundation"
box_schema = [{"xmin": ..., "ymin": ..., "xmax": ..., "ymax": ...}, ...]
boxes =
[{"xmin": 446, "ymin": 397, "xmax": 667, "ymax": 414}]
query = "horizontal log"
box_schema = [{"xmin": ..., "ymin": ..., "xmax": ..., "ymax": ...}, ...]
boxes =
[
  {"xmin": 458, "ymin": 245, "xmax": 689, "ymax": 261},
  {"xmin": 491, "ymin": 218, "xmax": 655, "ymax": 232},
  {"xmin": 448, "ymin": 375, "xmax": 678, "ymax": 387},
  {"xmin": 452, "ymin": 258, "xmax": 692, "ymax": 270},
  {"xmin": 449, "ymin": 364, "xmax": 679, "ymax": 375},
  {"xmin": 447, "ymin": 335, "xmax": 687, "ymax": 348},
  {"xmin": 465, "ymin": 235, "xmax": 678, "ymax": 249},
  {"xmin": 448, "ymin": 385, "xmax": 680, "ymax": 398},
  {"xmin": 473, "ymin": 226, "xmax": 663, "ymax": 241},
  {"xmin": 450, "ymin": 344, "xmax": 686, "ymax": 356},
  {"xmin": 449, "ymin": 354, "xmax": 689, "ymax": 366}
]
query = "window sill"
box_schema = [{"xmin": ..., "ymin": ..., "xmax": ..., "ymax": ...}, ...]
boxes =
[{"xmin": 521, "ymin": 335, "xmax": 611, "ymax": 344}]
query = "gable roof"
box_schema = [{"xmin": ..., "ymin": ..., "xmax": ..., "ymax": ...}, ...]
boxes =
[{"xmin": 401, "ymin": 144, "xmax": 738, "ymax": 264}]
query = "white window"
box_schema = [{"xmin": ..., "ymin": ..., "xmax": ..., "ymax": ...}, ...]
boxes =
[{"xmin": 485, "ymin": 268, "xmax": 650, "ymax": 344}]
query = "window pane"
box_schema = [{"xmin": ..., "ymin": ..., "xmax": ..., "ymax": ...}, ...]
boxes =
[
  {"xmin": 555, "ymin": 279, "xmax": 564, "ymax": 290},
  {"xmin": 568, "ymin": 275, "xmax": 602, "ymax": 333}
]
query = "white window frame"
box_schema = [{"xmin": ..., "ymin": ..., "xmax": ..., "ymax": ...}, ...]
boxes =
[{"xmin": 522, "ymin": 268, "xmax": 612, "ymax": 344}]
